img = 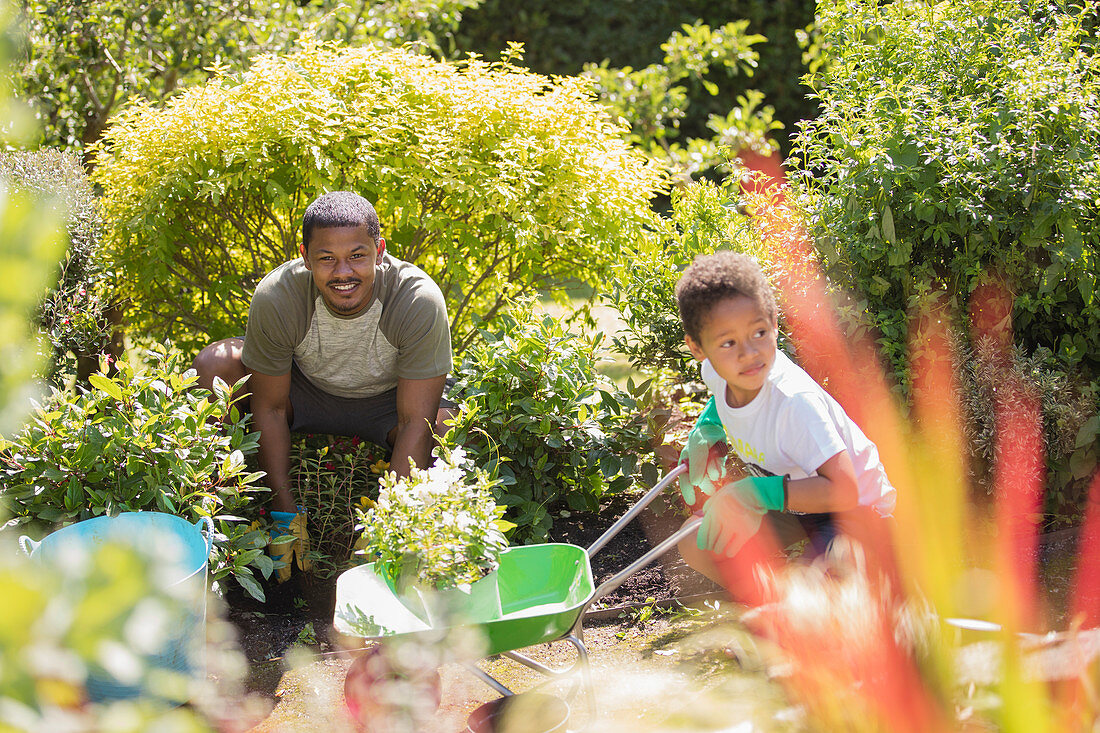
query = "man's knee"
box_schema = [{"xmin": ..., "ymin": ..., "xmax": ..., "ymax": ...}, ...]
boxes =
[{"xmin": 193, "ymin": 337, "xmax": 246, "ymax": 393}]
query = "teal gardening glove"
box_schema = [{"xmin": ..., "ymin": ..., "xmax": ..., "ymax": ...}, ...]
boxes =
[
  {"xmin": 678, "ymin": 396, "xmax": 729, "ymax": 507},
  {"xmin": 697, "ymin": 476, "xmax": 786, "ymax": 558}
]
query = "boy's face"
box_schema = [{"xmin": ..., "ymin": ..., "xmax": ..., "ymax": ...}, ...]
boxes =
[{"xmin": 685, "ymin": 294, "xmax": 778, "ymax": 408}]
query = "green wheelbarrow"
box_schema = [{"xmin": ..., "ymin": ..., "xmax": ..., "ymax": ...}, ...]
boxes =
[{"xmin": 333, "ymin": 464, "xmax": 703, "ymax": 729}]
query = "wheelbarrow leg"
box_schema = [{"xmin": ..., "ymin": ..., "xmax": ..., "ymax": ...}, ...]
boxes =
[
  {"xmin": 567, "ymin": 635, "xmax": 595, "ymax": 726},
  {"xmin": 462, "ymin": 661, "xmax": 514, "ymax": 696},
  {"xmin": 500, "ymin": 635, "xmax": 595, "ymax": 727}
]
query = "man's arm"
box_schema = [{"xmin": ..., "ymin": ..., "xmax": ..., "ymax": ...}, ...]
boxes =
[
  {"xmin": 248, "ymin": 369, "xmax": 296, "ymax": 512},
  {"xmin": 388, "ymin": 374, "xmax": 447, "ymax": 479},
  {"xmin": 786, "ymin": 449, "xmax": 860, "ymax": 514}
]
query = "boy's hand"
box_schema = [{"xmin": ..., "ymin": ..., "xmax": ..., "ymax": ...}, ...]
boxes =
[
  {"xmin": 679, "ymin": 396, "xmax": 728, "ymax": 506},
  {"xmin": 269, "ymin": 509, "xmax": 312, "ymax": 582},
  {"xmin": 697, "ymin": 476, "xmax": 785, "ymax": 557}
]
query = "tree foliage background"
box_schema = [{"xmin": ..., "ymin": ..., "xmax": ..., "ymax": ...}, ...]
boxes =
[
  {"xmin": 14, "ymin": 0, "xmax": 483, "ymax": 159},
  {"xmin": 454, "ymin": 0, "xmax": 816, "ymax": 151}
]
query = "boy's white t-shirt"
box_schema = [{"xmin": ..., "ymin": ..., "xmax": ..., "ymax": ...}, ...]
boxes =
[{"xmin": 702, "ymin": 351, "xmax": 896, "ymax": 516}]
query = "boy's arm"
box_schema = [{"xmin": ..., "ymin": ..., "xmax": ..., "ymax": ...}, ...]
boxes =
[
  {"xmin": 697, "ymin": 449, "xmax": 859, "ymax": 556},
  {"xmin": 786, "ymin": 449, "xmax": 860, "ymax": 514}
]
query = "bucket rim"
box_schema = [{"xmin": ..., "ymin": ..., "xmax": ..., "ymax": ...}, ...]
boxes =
[{"xmin": 21, "ymin": 511, "xmax": 214, "ymax": 586}]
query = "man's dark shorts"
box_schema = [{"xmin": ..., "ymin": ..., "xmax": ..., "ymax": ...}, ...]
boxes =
[{"xmin": 288, "ymin": 362, "xmax": 456, "ymax": 447}]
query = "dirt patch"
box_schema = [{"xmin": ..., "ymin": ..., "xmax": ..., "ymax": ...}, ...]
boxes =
[{"xmin": 238, "ymin": 602, "xmax": 780, "ymax": 732}]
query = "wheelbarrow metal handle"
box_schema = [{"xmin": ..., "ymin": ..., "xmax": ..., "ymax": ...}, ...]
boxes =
[{"xmin": 586, "ymin": 463, "xmax": 686, "ymax": 558}]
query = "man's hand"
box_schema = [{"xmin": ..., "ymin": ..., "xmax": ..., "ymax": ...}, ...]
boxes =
[
  {"xmin": 679, "ymin": 396, "xmax": 728, "ymax": 507},
  {"xmin": 697, "ymin": 476, "xmax": 785, "ymax": 558},
  {"xmin": 269, "ymin": 509, "xmax": 312, "ymax": 582}
]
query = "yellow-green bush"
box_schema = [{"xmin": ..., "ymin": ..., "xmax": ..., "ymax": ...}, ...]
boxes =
[{"xmin": 93, "ymin": 43, "xmax": 664, "ymax": 352}]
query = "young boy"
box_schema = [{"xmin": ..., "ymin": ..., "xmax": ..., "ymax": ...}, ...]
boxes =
[{"xmin": 674, "ymin": 251, "xmax": 896, "ymax": 585}]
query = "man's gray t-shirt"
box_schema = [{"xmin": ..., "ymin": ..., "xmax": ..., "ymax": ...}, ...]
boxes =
[{"xmin": 241, "ymin": 253, "xmax": 452, "ymax": 398}]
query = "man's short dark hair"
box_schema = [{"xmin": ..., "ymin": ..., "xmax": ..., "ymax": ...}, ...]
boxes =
[
  {"xmin": 675, "ymin": 251, "xmax": 778, "ymax": 341},
  {"xmin": 302, "ymin": 191, "xmax": 381, "ymax": 251}
]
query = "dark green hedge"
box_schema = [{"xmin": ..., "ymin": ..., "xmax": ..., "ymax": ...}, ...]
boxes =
[{"xmin": 455, "ymin": 0, "xmax": 817, "ymax": 150}]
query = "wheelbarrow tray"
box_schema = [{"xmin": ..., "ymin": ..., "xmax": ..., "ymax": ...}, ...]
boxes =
[{"xmin": 334, "ymin": 543, "xmax": 594, "ymax": 657}]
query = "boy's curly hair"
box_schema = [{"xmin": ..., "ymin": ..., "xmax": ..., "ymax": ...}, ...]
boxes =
[{"xmin": 675, "ymin": 251, "xmax": 777, "ymax": 341}]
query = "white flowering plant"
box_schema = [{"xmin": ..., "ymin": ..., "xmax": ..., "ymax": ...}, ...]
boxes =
[{"xmin": 354, "ymin": 446, "xmax": 513, "ymax": 590}]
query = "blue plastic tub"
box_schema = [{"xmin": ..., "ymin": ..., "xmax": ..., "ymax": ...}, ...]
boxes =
[{"xmin": 20, "ymin": 512, "xmax": 213, "ymax": 702}]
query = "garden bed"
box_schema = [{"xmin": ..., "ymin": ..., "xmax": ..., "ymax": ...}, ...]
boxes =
[
  {"xmin": 224, "ymin": 498, "xmax": 722, "ymax": 694},
  {"xmin": 225, "ymin": 502, "xmax": 1082, "ymax": 699}
]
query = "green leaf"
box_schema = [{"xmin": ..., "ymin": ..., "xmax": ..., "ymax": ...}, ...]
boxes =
[
  {"xmin": 881, "ymin": 205, "xmax": 895, "ymax": 243},
  {"xmin": 88, "ymin": 373, "xmax": 124, "ymax": 402},
  {"xmin": 1058, "ymin": 215, "xmax": 1084, "ymax": 261},
  {"xmin": 1070, "ymin": 449, "xmax": 1097, "ymax": 480},
  {"xmin": 253, "ymin": 553, "xmax": 275, "ymax": 580},
  {"xmin": 1076, "ymin": 416, "xmax": 1099, "ymax": 449},
  {"xmin": 236, "ymin": 571, "xmax": 266, "ymax": 602}
]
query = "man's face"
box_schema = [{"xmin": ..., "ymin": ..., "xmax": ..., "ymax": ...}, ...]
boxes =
[
  {"xmin": 300, "ymin": 225, "xmax": 385, "ymax": 317},
  {"xmin": 685, "ymin": 294, "xmax": 778, "ymax": 408}
]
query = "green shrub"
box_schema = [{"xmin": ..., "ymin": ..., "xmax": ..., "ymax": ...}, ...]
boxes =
[
  {"xmin": 443, "ymin": 303, "xmax": 664, "ymax": 542},
  {"xmin": 788, "ymin": 0, "xmax": 1100, "ymax": 520},
  {"xmin": 792, "ymin": 0, "xmax": 1100, "ymax": 388},
  {"xmin": 0, "ymin": 182, "xmax": 63, "ymax": 435},
  {"xmin": 0, "ymin": 158, "xmax": 65, "ymax": 435},
  {"xmin": 16, "ymin": 0, "xmax": 484, "ymax": 156},
  {"xmin": 957, "ymin": 337, "xmax": 1099, "ymax": 526},
  {"xmin": 0, "ymin": 346, "xmax": 272, "ymax": 601},
  {"xmin": 92, "ymin": 44, "xmax": 662, "ymax": 354},
  {"xmin": 582, "ymin": 20, "xmax": 783, "ymax": 181},
  {"xmin": 0, "ymin": 149, "xmax": 113, "ymax": 387},
  {"xmin": 454, "ymin": 0, "xmax": 817, "ymax": 151},
  {"xmin": 606, "ymin": 179, "xmax": 773, "ymax": 383}
]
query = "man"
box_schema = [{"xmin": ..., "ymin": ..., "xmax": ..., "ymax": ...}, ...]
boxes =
[{"xmin": 194, "ymin": 191, "xmax": 453, "ymax": 580}]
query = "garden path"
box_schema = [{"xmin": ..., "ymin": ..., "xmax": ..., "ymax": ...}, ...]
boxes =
[{"xmin": 243, "ymin": 604, "xmax": 786, "ymax": 732}]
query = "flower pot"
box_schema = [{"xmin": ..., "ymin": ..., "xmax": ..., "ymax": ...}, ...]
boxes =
[
  {"xmin": 344, "ymin": 647, "xmax": 442, "ymax": 732},
  {"xmin": 379, "ymin": 562, "xmax": 502, "ymax": 627},
  {"xmin": 407, "ymin": 570, "xmax": 503, "ymax": 627},
  {"xmin": 466, "ymin": 692, "xmax": 570, "ymax": 733}
]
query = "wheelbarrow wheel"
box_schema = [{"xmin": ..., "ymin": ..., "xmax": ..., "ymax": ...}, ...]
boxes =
[{"xmin": 344, "ymin": 646, "xmax": 442, "ymax": 731}]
